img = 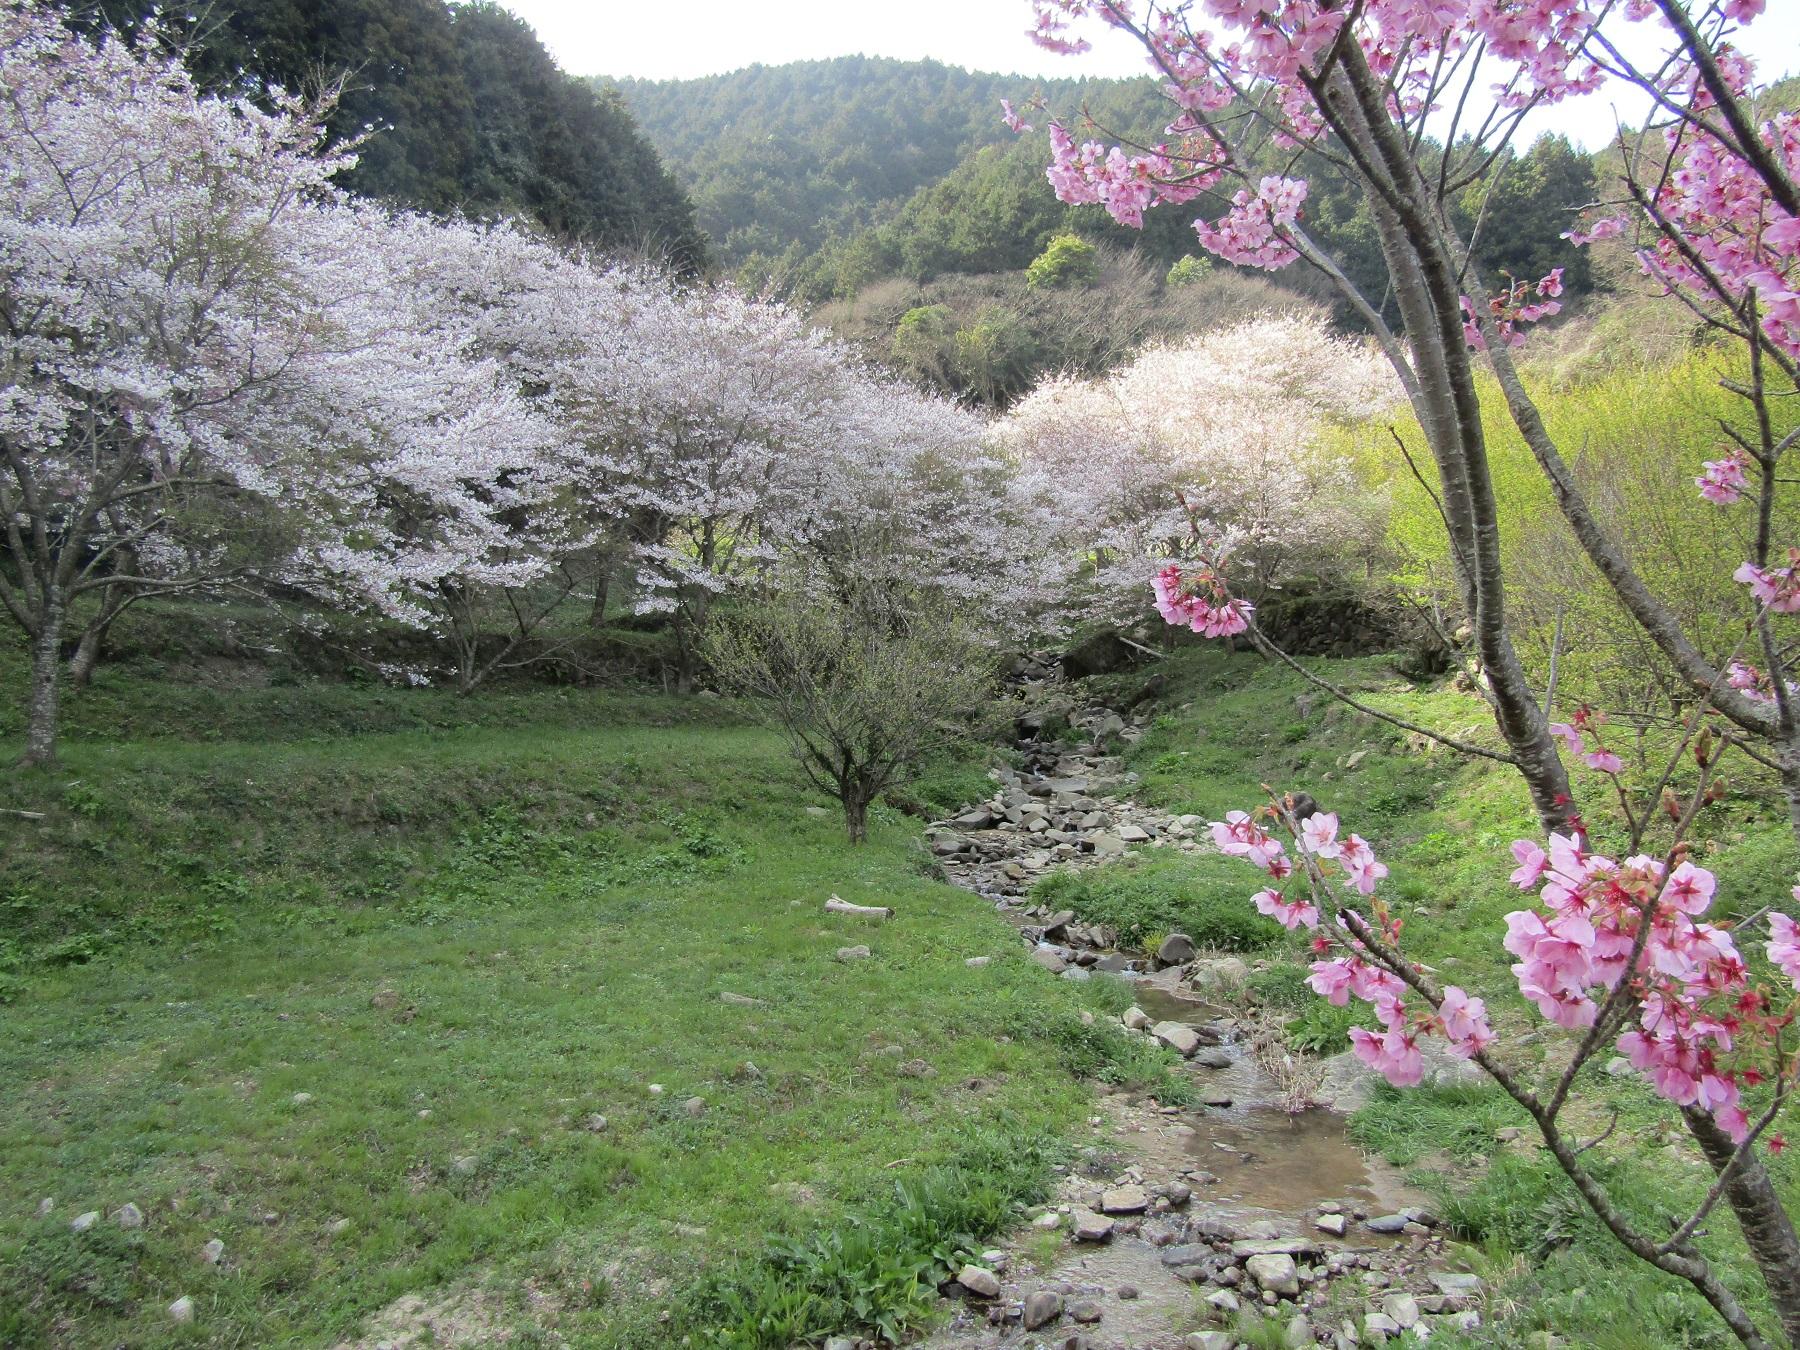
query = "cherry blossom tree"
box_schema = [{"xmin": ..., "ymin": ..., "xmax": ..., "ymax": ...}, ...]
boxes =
[
  {"xmin": 1020, "ymin": 0, "xmax": 1800, "ymax": 1335},
  {"xmin": 997, "ymin": 312, "xmax": 1395, "ymax": 619},
  {"xmin": 0, "ymin": 7, "xmax": 369, "ymax": 766}
]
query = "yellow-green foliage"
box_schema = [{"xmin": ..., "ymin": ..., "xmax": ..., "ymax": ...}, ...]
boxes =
[{"xmin": 1338, "ymin": 347, "xmax": 1800, "ymax": 707}]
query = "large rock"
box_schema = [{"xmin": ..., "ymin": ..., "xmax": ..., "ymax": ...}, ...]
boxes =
[
  {"xmin": 1072, "ymin": 1209, "xmax": 1114, "ymax": 1242},
  {"xmin": 1099, "ymin": 1185, "xmax": 1150, "ymax": 1215},
  {"xmin": 1156, "ymin": 932, "xmax": 1197, "ymax": 965},
  {"xmin": 1151, "ymin": 1021, "xmax": 1201, "ymax": 1056},
  {"xmin": 957, "ymin": 1264, "xmax": 1001, "ymax": 1298},
  {"xmin": 1245, "ymin": 1252, "xmax": 1300, "ymax": 1297},
  {"xmin": 1023, "ymin": 1290, "xmax": 1065, "ymax": 1330}
]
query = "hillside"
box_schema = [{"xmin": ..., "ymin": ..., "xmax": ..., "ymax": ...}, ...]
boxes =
[{"xmin": 61, "ymin": 0, "xmax": 707, "ymax": 267}]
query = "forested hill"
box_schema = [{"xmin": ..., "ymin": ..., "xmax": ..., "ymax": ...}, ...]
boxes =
[
  {"xmin": 58, "ymin": 0, "xmax": 707, "ymax": 269},
  {"xmin": 607, "ymin": 56, "xmax": 1162, "ymax": 267}
]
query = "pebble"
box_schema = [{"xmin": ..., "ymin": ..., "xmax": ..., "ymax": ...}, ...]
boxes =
[
  {"xmin": 70, "ymin": 1210, "xmax": 99, "ymax": 1233},
  {"xmin": 1364, "ymin": 1213, "xmax": 1409, "ymax": 1234},
  {"xmin": 114, "ymin": 1203, "xmax": 144, "ymax": 1229},
  {"xmin": 585, "ymin": 1114, "xmax": 609, "ymax": 1132},
  {"xmin": 1382, "ymin": 1293, "xmax": 1422, "ymax": 1328},
  {"xmin": 1116, "ymin": 1285, "xmax": 1138, "ymax": 1300},
  {"xmin": 168, "ymin": 1296, "xmax": 195, "ymax": 1324},
  {"xmin": 1099, "ymin": 1185, "xmax": 1149, "ymax": 1214},
  {"xmin": 1069, "ymin": 1298, "xmax": 1102, "ymax": 1323},
  {"xmin": 1033, "ymin": 1210, "xmax": 1062, "ymax": 1229},
  {"xmin": 1246, "ymin": 1252, "xmax": 1300, "ymax": 1297},
  {"xmin": 201, "ymin": 1238, "xmax": 224, "ymax": 1264},
  {"xmin": 328, "ymin": 1218, "xmax": 352, "ymax": 1234},
  {"xmin": 450, "ymin": 1154, "xmax": 479, "ymax": 1176},
  {"xmin": 682, "ymin": 1096, "xmax": 706, "ymax": 1117},
  {"xmin": 1315, "ymin": 1212, "xmax": 1348, "ymax": 1236}
]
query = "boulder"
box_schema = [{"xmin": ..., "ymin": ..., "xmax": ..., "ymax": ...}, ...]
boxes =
[
  {"xmin": 1023, "ymin": 1290, "xmax": 1065, "ymax": 1330},
  {"xmin": 1245, "ymin": 1252, "xmax": 1300, "ymax": 1297},
  {"xmin": 957, "ymin": 1264, "xmax": 1001, "ymax": 1298},
  {"xmin": 1151, "ymin": 1022, "xmax": 1200, "ymax": 1056},
  {"xmin": 1155, "ymin": 932, "xmax": 1197, "ymax": 965},
  {"xmin": 1100, "ymin": 1185, "xmax": 1150, "ymax": 1214},
  {"xmin": 1072, "ymin": 1209, "xmax": 1114, "ymax": 1242}
]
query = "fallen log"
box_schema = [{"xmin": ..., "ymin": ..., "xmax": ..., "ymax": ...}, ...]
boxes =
[{"xmin": 825, "ymin": 894, "xmax": 892, "ymax": 919}]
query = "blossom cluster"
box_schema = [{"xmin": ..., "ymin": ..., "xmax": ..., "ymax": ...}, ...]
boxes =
[
  {"xmin": 1460, "ymin": 269, "xmax": 1565, "ymax": 349},
  {"xmin": 1209, "ymin": 795, "xmax": 1799, "ymax": 1145},
  {"xmin": 1153, "ymin": 562, "xmax": 1253, "ymax": 637},
  {"xmin": 1548, "ymin": 706, "xmax": 1624, "ymax": 775},
  {"xmin": 1734, "ymin": 554, "xmax": 1800, "ymax": 613}
]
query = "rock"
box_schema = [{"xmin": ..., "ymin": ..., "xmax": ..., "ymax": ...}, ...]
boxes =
[
  {"xmin": 1156, "ymin": 932, "xmax": 1197, "ymax": 965},
  {"xmin": 1207, "ymin": 1290, "xmax": 1241, "ymax": 1314},
  {"xmin": 451, "ymin": 1154, "xmax": 479, "ymax": 1176},
  {"xmin": 371, "ymin": 988, "xmax": 401, "ymax": 1010},
  {"xmin": 835, "ymin": 945, "xmax": 871, "ymax": 962},
  {"xmin": 1117, "ymin": 1285, "xmax": 1139, "ymax": 1300},
  {"xmin": 201, "ymin": 1238, "xmax": 224, "ymax": 1264},
  {"xmin": 1286, "ymin": 1314, "xmax": 1314, "ymax": 1347},
  {"xmin": 168, "ymin": 1296, "xmax": 195, "ymax": 1324},
  {"xmin": 1232, "ymin": 1238, "xmax": 1322, "ymax": 1259},
  {"xmin": 1192, "ymin": 1047, "xmax": 1233, "ymax": 1070},
  {"xmin": 1151, "ymin": 1021, "xmax": 1200, "ymax": 1056},
  {"xmin": 1160, "ymin": 1243, "xmax": 1213, "ymax": 1269},
  {"xmin": 1363, "ymin": 1312, "xmax": 1401, "ymax": 1339},
  {"xmin": 1364, "ymin": 1213, "xmax": 1409, "ymax": 1234},
  {"xmin": 824, "ymin": 1338, "xmax": 857, "ymax": 1350},
  {"xmin": 804, "ymin": 805, "xmax": 830, "ymax": 818},
  {"xmin": 1099, "ymin": 1185, "xmax": 1150, "ymax": 1214},
  {"xmin": 957, "ymin": 1264, "xmax": 1002, "ymax": 1298},
  {"xmin": 682, "ymin": 1096, "xmax": 707, "ymax": 1117},
  {"xmin": 1495, "ymin": 1126, "xmax": 1523, "ymax": 1142},
  {"xmin": 1187, "ymin": 1334, "xmax": 1234, "ymax": 1350},
  {"xmin": 1605, "ymin": 1056, "xmax": 1632, "ymax": 1077},
  {"xmin": 1430, "ymin": 1272, "xmax": 1484, "ymax": 1297},
  {"xmin": 1069, "ymin": 1299, "xmax": 1102, "ymax": 1323},
  {"xmin": 584, "ymin": 1113, "xmax": 609, "ymax": 1132},
  {"xmin": 1118, "ymin": 824, "xmax": 1152, "ymax": 844},
  {"xmin": 1072, "ymin": 1210, "xmax": 1114, "ymax": 1242},
  {"xmin": 1186, "ymin": 956, "xmax": 1250, "ymax": 990},
  {"xmin": 897, "ymin": 1058, "xmax": 936, "ymax": 1078},
  {"xmin": 1032, "ymin": 1210, "xmax": 1062, "ymax": 1229},
  {"xmin": 648, "ymin": 1083, "xmax": 665, "ymax": 1096},
  {"xmin": 1041, "ymin": 910, "xmax": 1077, "ymax": 937},
  {"xmin": 114, "ymin": 1203, "xmax": 145, "ymax": 1229},
  {"xmin": 719, "ymin": 992, "xmax": 763, "ymax": 1006},
  {"xmin": 1122, "ymin": 1006, "xmax": 1151, "ymax": 1030},
  {"xmin": 965, "ymin": 956, "xmax": 992, "ymax": 968},
  {"xmin": 291, "ymin": 1092, "xmax": 313, "ymax": 1106},
  {"xmin": 70, "ymin": 1210, "xmax": 99, "ymax": 1233},
  {"xmin": 1246, "ymin": 1253, "xmax": 1301, "ymax": 1297},
  {"xmin": 35, "ymin": 1197, "xmax": 53, "ymax": 1217},
  {"xmin": 1382, "ymin": 1293, "xmax": 1421, "ymax": 1328},
  {"xmin": 1023, "ymin": 1290, "xmax": 1065, "ymax": 1330},
  {"xmin": 1061, "ymin": 966, "xmax": 1091, "ymax": 981},
  {"xmin": 1032, "ymin": 948, "xmax": 1069, "ymax": 974},
  {"xmin": 1315, "ymin": 1213, "xmax": 1348, "ymax": 1237},
  {"xmin": 327, "ymin": 1218, "xmax": 352, "ymax": 1235}
]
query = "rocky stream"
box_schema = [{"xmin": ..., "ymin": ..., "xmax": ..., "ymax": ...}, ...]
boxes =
[{"xmin": 893, "ymin": 655, "xmax": 1491, "ymax": 1350}]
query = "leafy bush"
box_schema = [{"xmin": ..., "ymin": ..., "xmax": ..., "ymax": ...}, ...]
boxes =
[
  {"xmin": 1024, "ymin": 232, "xmax": 1100, "ymax": 289},
  {"xmin": 1031, "ymin": 855, "xmax": 1284, "ymax": 951}
]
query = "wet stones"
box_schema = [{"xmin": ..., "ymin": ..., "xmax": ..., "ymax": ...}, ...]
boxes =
[
  {"xmin": 1072, "ymin": 1210, "xmax": 1114, "ymax": 1242},
  {"xmin": 1022, "ymin": 1290, "xmax": 1064, "ymax": 1330},
  {"xmin": 1098, "ymin": 1185, "xmax": 1149, "ymax": 1215}
]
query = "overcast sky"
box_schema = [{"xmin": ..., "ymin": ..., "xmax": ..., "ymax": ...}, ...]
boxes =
[{"xmin": 500, "ymin": 0, "xmax": 1800, "ymax": 151}]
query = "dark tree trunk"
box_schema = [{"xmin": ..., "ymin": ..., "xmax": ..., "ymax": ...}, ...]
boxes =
[
  {"xmin": 843, "ymin": 791, "xmax": 869, "ymax": 844},
  {"xmin": 1686, "ymin": 1108, "xmax": 1800, "ymax": 1346}
]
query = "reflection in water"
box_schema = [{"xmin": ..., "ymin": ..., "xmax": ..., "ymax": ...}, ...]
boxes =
[{"xmin": 1188, "ymin": 1108, "xmax": 1381, "ymax": 1212}]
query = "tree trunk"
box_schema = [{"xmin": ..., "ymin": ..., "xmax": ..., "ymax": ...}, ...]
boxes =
[
  {"xmin": 22, "ymin": 597, "xmax": 64, "ymax": 768},
  {"xmin": 589, "ymin": 560, "xmax": 611, "ymax": 628},
  {"xmin": 68, "ymin": 625, "xmax": 102, "ymax": 687},
  {"xmin": 843, "ymin": 791, "xmax": 869, "ymax": 844},
  {"xmin": 1686, "ymin": 1108, "xmax": 1800, "ymax": 1346}
]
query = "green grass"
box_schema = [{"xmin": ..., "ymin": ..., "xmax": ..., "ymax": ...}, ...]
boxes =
[
  {"xmin": 0, "ymin": 626, "xmax": 1201, "ymax": 1347},
  {"xmin": 1071, "ymin": 641, "xmax": 1800, "ymax": 1349}
]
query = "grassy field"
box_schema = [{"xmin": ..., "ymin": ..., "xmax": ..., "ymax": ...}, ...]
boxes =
[
  {"xmin": 7, "ymin": 605, "xmax": 1800, "ymax": 1347},
  {"xmin": 0, "ymin": 614, "xmax": 1181, "ymax": 1348}
]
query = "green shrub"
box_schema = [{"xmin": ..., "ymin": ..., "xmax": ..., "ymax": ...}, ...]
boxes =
[
  {"xmin": 1031, "ymin": 855, "xmax": 1284, "ymax": 951},
  {"xmin": 1024, "ymin": 233, "xmax": 1099, "ymax": 289}
]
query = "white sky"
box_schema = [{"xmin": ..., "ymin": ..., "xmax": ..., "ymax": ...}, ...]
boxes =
[{"xmin": 501, "ymin": 0, "xmax": 1800, "ymax": 151}]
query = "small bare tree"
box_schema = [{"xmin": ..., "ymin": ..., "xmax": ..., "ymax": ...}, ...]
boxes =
[{"xmin": 703, "ymin": 575, "xmax": 997, "ymax": 843}]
